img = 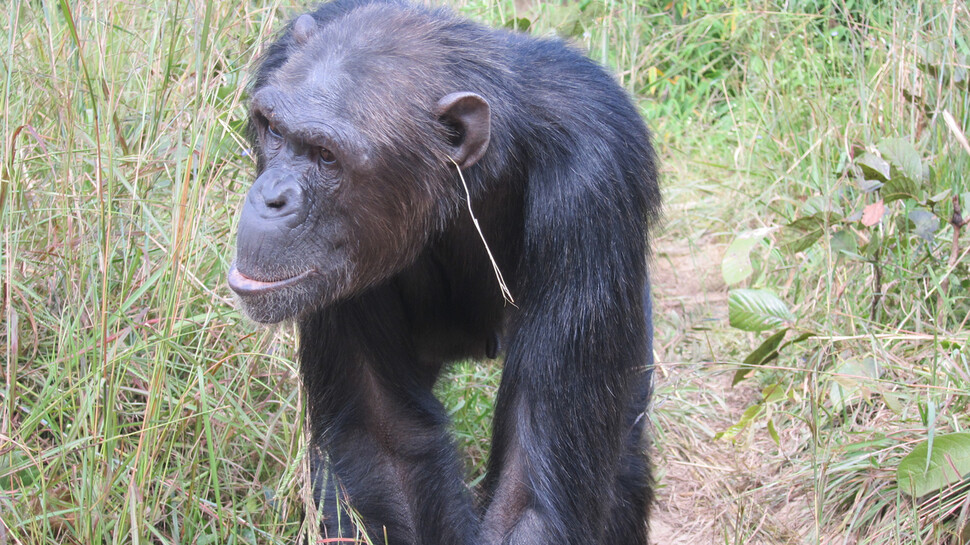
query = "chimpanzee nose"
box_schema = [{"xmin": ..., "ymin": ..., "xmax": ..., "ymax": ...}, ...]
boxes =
[
  {"xmin": 262, "ymin": 180, "xmax": 300, "ymax": 212},
  {"xmin": 248, "ymin": 169, "xmax": 307, "ymax": 226}
]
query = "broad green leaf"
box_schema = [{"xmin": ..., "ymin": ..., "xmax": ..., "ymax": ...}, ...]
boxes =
[
  {"xmin": 927, "ymin": 188, "xmax": 952, "ymax": 204},
  {"xmin": 744, "ymin": 330, "xmax": 789, "ymax": 367},
  {"xmin": 728, "ymin": 289, "xmax": 795, "ymax": 332},
  {"xmin": 883, "ymin": 174, "xmax": 922, "ymax": 203},
  {"xmin": 830, "ymin": 229, "xmax": 858, "ymax": 257},
  {"xmin": 780, "ymin": 215, "xmax": 823, "ymax": 253},
  {"xmin": 786, "ymin": 213, "xmax": 838, "ymax": 232},
  {"xmin": 858, "ymin": 178, "xmax": 884, "ymax": 193},
  {"xmin": 879, "ymin": 137, "xmax": 925, "ymax": 185},
  {"xmin": 733, "ymin": 328, "xmax": 788, "ymax": 384},
  {"xmin": 845, "ymin": 357, "xmax": 880, "ymax": 379},
  {"xmin": 897, "ymin": 433, "xmax": 970, "ymax": 497},
  {"xmin": 908, "ymin": 209, "xmax": 940, "ymax": 242},
  {"xmin": 877, "ymin": 137, "xmax": 925, "ymax": 202},
  {"xmin": 857, "ymin": 152, "xmax": 891, "ymax": 182},
  {"xmin": 781, "ymin": 228, "xmax": 823, "ymax": 253},
  {"xmin": 722, "ymin": 229, "xmax": 770, "ymax": 285},
  {"xmin": 0, "ymin": 453, "xmax": 39, "ymax": 490},
  {"xmin": 733, "ymin": 331, "xmax": 812, "ymax": 384},
  {"xmin": 802, "ymin": 196, "xmax": 843, "ymax": 217},
  {"xmin": 781, "ymin": 213, "xmax": 841, "ymax": 253}
]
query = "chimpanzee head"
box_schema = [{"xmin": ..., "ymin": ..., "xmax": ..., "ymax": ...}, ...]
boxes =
[{"xmin": 228, "ymin": 11, "xmax": 491, "ymax": 323}]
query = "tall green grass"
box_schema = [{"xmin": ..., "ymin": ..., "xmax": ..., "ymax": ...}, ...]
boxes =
[
  {"xmin": 2, "ymin": 1, "xmax": 309, "ymax": 542},
  {"xmin": 2, "ymin": 0, "xmax": 968, "ymax": 543}
]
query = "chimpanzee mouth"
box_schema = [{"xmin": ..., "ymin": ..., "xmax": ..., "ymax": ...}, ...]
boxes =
[{"xmin": 227, "ymin": 265, "xmax": 314, "ymax": 296}]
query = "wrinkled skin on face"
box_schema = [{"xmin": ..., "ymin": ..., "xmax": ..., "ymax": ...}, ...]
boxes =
[{"xmin": 228, "ymin": 13, "xmax": 491, "ymax": 323}]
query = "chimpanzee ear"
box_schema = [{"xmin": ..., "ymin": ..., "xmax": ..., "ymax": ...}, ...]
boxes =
[
  {"xmin": 292, "ymin": 14, "xmax": 317, "ymax": 45},
  {"xmin": 435, "ymin": 92, "xmax": 491, "ymax": 170}
]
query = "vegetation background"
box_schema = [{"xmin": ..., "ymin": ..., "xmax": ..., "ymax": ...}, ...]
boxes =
[{"xmin": 1, "ymin": 0, "xmax": 968, "ymax": 543}]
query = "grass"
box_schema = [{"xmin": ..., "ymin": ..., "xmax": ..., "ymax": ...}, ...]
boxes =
[{"xmin": 1, "ymin": 0, "xmax": 969, "ymax": 544}]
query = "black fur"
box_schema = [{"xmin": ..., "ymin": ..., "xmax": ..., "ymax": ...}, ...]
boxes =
[{"xmin": 229, "ymin": 1, "xmax": 660, "ymax": 544}]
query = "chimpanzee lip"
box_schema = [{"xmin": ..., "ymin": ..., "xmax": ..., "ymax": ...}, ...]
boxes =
[{"xmin": 227, "ymin": 265, "xmax": 313, "ymax": 296}]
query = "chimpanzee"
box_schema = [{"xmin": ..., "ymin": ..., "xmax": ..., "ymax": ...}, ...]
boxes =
[{"xmin": 227, "ymin": 0, "xmax": 661, "ymax": 543}]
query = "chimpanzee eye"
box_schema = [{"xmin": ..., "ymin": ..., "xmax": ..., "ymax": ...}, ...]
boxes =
[
  {"xmin": 267, "ymin": 124, "xmax": 283, "ymax": 139},
  {"xmin": 319, "ymin": 147, "xmax": 337, "ymax": 165}
]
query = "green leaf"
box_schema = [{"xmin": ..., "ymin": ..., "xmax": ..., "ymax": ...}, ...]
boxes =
[
  {"xmin": 733, "ymin": 328, "xmax": 788, "ymax": 385},
  {"xmin": 830, "ymin": 229, "xmax": 858, "ymax": 257},
  {"xmin": 858, "ymin": 178, "xmax": 884, "ymax": 193},
  {"xmin": 722, "ymin": 228, "xmax": 770, "ymax": 285},
  {"xmin": 780, "ymin": 213, "xmax": 840, "ymax": 253},
  {"xmin": 927, "ymin": 188, "xmax": 952, "ymax": 204},
  {"xmin": 878, "ymin": 137, "xmax": 925, "ymax": 202},
  {"xmin": 862, "ymin": 229, "xmax": 882, "ymax": 259},
  {"xmin": 857, "ymin": 152, "xmax": 891, "ymax": 182},
  {"xmin": 767, "ymin": 418, "xmax": 780, "ymax": 446},
  {"xmin": 908, "ymin": 209, "xmax": 940, "ymax": 242},
  {"xmin": 879, "ymin": 137, "xmax": 925, "ymax": 184},
  {"xmin": 785, "ymin": 215, "xmax": 823, "ymax": 232},
  {"xmin": 728, "ymin": 289, "xmax": 795, "ymax": 332},
  {"xmin": 714, "ymin": 403, "xmax": 764, "ymax": 442},
  {"xmin": 504, "ymin": 17, "xmax": 531, "ymax": 31},
  {"xmin": 781, "ymin": 228, "xmax": 823, "ymax": 253},
  {"xmin": 733, "ymin": 332, "xmax": 813, "ymax": 384},
  {"xmin": 802, "ymin": 196, "xmax": 843, "ymax": 217},
  {"xmin": 883, "ymin": 175, "xmax": 922, "ymax": 203},
  {"xmin": 762, "ymin": 383, "xmax": 789, "ymax": 404},
  {"xmin": 897, "ymin": 433, "xmax": 970, "ymax": 497},
  {"xmin": 882, "ymin": 391, "xmax": 904, "ymax": 414},
  {"xmin": 0, "ymin": 453, "xmax": 39, "ymax": 490}
]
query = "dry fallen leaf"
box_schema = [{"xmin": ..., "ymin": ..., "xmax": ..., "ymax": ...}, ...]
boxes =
[{"xmin": 862, "ymin": 200, "xmax": 885, "ymax": 226}]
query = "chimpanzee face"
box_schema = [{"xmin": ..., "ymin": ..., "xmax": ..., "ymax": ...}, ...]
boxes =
[{"xmin": 228, "ymin": 14, "xmax": 491, "ymax": 323}]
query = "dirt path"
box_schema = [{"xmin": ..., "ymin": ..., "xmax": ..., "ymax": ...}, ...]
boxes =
[{"xmin": 648, "ymin": 238, "xmax": 813, "ymax": 544}]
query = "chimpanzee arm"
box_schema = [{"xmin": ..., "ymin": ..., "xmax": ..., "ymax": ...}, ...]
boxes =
[
  {"xmin": 299, "ymin": 287, "xmax": 478, "ymax": 545},
  {"xmin": 481, "ymin": 141, "xmax": 653, "ymax": 545}
]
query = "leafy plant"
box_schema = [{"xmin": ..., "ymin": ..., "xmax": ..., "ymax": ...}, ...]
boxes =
[{"xmin": 898, "ymin": 433, "xmax": 970, "ymax": 498}]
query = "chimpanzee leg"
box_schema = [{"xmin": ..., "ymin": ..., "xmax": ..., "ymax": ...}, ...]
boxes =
[
  {"xmin": 602, "ymin": 282, "xmax": 655, "ymax": 544},
  {"xmin": 299, "ymin": 290, "xmax": 477, "ymax": 545},
  {"xmin": 602, "ymin": 372, "xmax": 652, "ymax": 545},
  {"xmin": 481, "ymin": 322, "xmax": 649, "ymax": 545}
]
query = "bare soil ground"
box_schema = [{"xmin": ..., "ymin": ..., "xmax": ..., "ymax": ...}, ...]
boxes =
[{"xmin": 648, "ymin": 237, "xmax": 815, "ymax": 544}]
